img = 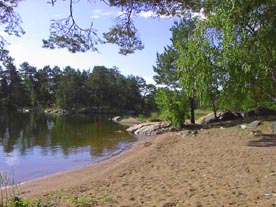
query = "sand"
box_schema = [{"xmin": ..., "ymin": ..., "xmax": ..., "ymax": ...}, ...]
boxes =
[{"xmin": 20, "ymin": 120, "xmax": 276, "ymax": 206}]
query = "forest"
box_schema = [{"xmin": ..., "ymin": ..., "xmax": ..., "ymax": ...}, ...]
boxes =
[
  {"xmin": 0, "ymin": 58, "xmax": 156, "ymax": 114},
  {"xmin": 0, "ymin": 0, "xmax": 275, "ymax": 128}
]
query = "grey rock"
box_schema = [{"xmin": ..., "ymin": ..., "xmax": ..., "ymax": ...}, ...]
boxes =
[
  {"xmin": 269, "ymin": 122, "xmax": 276, "ymax": 133},
  {"xmin": 127, "ymin": 121, "xmax": 171, "ymax": 136},
  {"xmin": 245, "ymin": 108, "xmax": 276, "ymax": 117},
  {"xmin": 112, "ymin": 116, "xmax": 121, "ymax": 122},
  {"xmin": 247, "ymin": 120, "xmax": 262, "ymax": 128},
  {"xmin": 204, "ymin": 110, "xmax": 243, "ymax": 124},
  {"xmin": 250, "ymin": 130, "xmax": 262, "ymax": 136},
  {"xmin": 217, "ymin": 110, "xmax": 243, "ymax": 121}
]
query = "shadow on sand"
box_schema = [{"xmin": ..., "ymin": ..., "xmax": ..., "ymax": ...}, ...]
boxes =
[{"xmin": 248, "ymin": 134, "xmax": 276, "ymax": 147}]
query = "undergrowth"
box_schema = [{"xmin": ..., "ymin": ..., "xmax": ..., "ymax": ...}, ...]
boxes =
[{"xmin": 1, "ymin": 172, "xmax": 112, "ymax": 207}]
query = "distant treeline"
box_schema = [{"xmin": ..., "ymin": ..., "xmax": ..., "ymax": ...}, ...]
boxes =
[{"xmin": 0, "ymin": 58, "xmax": 157, "ymax": 113}]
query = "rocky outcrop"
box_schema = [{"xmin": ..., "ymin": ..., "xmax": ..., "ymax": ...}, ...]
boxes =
[
  {"xmin": 245, "ymin": 108, "xmax": 276, "ymax": 117},
  {"xmin": 112, "ymin": 116, "xmax": 122, "ymax": 122},
  {"xmin": 203, "ymin": 110, "xmax": 243, "ymax": 124},
  {"xmin": 127, "ymin": 121, "xmax": 171, "ymax": 136}
]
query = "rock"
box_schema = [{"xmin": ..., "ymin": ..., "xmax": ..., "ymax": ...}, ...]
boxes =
[
  {"xmin": 250, "ymin": 130, "xmax": 262, "ymax": 136},
  {"xmin": 269, "ymin": 122, "xmax": 276, "ymax": 133},
  {"xmin": 162, "ymin": 202, "xmax": 177, "ymax": 207},
  {"xmin": 204, "ymin": 110, "xmax": 243, "ymax": 124},
  {"xmin": 190, "ymin": 130, "xmax": 198, "ymax": 136},
  {"xmin": 247, "ymin": 120, "xmax": 262, "ymax": 128},
  {"xmin": 127, "ymin": 122, "xmax": 152, "ymax": 134},
  {"xmin": 245, "ymin": 107, "xmax": 276, "ymax": 117},
  {"xmin": 240, "ymin": 125, "xmax": 247, "ymax": 129},
  {"xmin": 127, "ymin": 121, "xmax": 171, "ymax": 136},
  {"xmin": 144, "ymin": 142, "xmax": 152, "ymax": 147},
  {"xmin": 203, "ymin": 113, "xmax": 216, "ymax": 124},
  {"xmin": 112, "ymin": 116, "xmax": 121, "ymax": 122},
  {"xmin": 217, "ymin": 110, "xmax": 243, "ymax": 121},
  {"xmin": 114, "ymin": 130, "xmax": 124, "ymax": 134}
]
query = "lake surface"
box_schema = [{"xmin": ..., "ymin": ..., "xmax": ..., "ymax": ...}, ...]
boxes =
[{"xmin": 0, "ymin": 113, "xmax": 136, "ymax": 183}]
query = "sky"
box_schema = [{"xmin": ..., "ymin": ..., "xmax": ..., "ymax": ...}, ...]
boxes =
[{"xmin": 1, "ymin": 0, "xmax": 178, "ymax": 84}]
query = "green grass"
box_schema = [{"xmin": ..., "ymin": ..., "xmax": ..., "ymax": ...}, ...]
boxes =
[
  {"xmin": 1, "ymin": 172, "xmax": 113, "ymax": 207},
  {"xmin": 0, "ymin": 171, "xmax": 21, "ymax": 207},
  {"xmin": 194, "ymin": 108, "xmax": 213, "ymax": 120},
  {"xmin": 137, "ymin": 112, "xmax": 160, "ymax": 122}
]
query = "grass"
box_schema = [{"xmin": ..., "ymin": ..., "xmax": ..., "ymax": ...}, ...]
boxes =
[
  {"xmin": 194, "ymin": 108, "xmax": 213, "ymax": 120},
  {"xmin": 137, "ymin": 112, "xmax": 160, "ymax": 122},
  {"xmin": 0, "ymin": 171, "xmax": 21, "ymax": 207},
  {"xmin": 135, "ymin": 109, "xmax": 214, "ymax": 124},
  {"xmin": 1, "ymin": 172, "xmax": 113, "ymax": 207}
]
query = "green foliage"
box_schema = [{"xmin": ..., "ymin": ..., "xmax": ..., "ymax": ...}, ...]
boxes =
[
  {"xmin": 155, "ymin": 88, "xmax": 187, "ymax": 128},
  {"xmin": 0, "ymin": 62, "xmax": 155, "ymax": 113},
  {"xmin": 66, "ymin": 196, "xmax": 95, "ymax": 206},
  {"xmin": 1, "ymin": 0, "xmax": 276, "ymax": 113},
  {"xmin": 103, "ymin": 20, "xmax": 144, "ymax": 55},
  {"xmin": 194, "ymin": 108, "xmax": 213, "ymax": 120},
  {"xmin": 153, "ymin": 46, "xmax": 179, "ymax": 89},
  {"xmin": 155, "ymin": 0, "xmax": 276, "ymax": 117},
  {"xmin": 0, "ymin": 171, "xmax": 21, "ymax": 207}
]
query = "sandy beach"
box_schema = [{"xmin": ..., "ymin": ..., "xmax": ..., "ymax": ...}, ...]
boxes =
[{"xmin": 20, "ymin": 120, "xmax": 276, "ymax": 206}]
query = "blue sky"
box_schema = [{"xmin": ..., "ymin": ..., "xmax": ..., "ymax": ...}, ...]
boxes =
[{"xmin": 2, "ymin": 0, "xmax": 177, "ymax": 84}]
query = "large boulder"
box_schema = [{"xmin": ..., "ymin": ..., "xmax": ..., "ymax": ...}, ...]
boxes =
[
  {"xmin": 217, "ymin": 110, "xmax": 243, "ymax": 121},
  {"xmin": 204, "ymin": 110, "xmax": 243, "ymax": 124},
  {"xmin": 127, "ymin": 121, "xmax": 171, "ymax": 136},
  {"xmin": 245, "ymin": 108, "xmax": 276, "ymax": 117}
]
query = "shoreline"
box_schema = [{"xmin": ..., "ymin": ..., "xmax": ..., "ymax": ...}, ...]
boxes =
[
  {"xmin": 20, "ymin": 133, "xmax": 158, "ymax": 196},
  {"xmin": 20, "ymin": 121, "xmax": 276, "ymax": 206}
]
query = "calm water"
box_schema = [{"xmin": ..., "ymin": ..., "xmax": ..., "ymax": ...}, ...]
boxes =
[{"xmin": 0, "ymin": 113, "xmax": 136, "ymax": 183}]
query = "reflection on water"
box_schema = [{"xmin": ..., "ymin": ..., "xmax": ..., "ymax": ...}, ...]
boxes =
[{"xmin": 0, "ymin": 113, "xmax": 136, "ymax": 182}]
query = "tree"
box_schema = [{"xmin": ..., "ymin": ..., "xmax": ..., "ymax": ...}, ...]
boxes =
[
  {"xmin": 203, "ymin": 0, "xmax": 276, "ymax": 109},
  {"xmin": 155, "ymin": 88, "xmax": 187, "ymax": 128},
  {"xmin": 0, "ymin": 0, "xmax": 25, "ymax": 61},
  {"xmin": 174, "ymin": 18, "xmax": 221, "ymax": 119},
  {"xmin": 0, "ymin": 0, "xmax": 203, "ymax": 57},
  {"xmin": 19, "ymin": 62, "xmax": 38, "ymax": 106},
  {"xmin": 154, "ymin": 19, "xmax": 199, "ymax": 124},
  {"xmin": 153, "ymin": 46, "xmax": 179, "ymax": 89},
  {"xmin": 2, "ymin": 58, "xmax": 26, "ymax": 109},
  {"xmin": 56, "ymin": 66, "xmax": 84, "ymax": 109},
  {"xmin": 1, "ymin": 0, "xmax": 275, "ymax": 112},
  {"xmin": 0, "ymin": 66, "xmax": 9, "ymax": 109}
]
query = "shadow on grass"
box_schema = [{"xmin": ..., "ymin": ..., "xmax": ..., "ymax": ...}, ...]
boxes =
[
  {"xmin": 248, "ymin": 134, "xmax": 276, "ymax": 147},
  {"xmin": 205, "ymin": 116, "xmax": 276, "ymax": 129}
]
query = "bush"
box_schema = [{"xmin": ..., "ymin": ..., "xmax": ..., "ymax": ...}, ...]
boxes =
[{"xmin": 155, "ymin": 89, "xmax": 187, "ymax": 128}]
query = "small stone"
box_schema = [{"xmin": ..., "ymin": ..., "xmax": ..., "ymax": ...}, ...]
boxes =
[
  {"xmin": 162, "ymin": 202, "xmax": 177, "ymax": 207},
  {"xmin": 250, "ymin": 130, "xmax": 262, "ymax": 136},
  {"xmin": 240, "ymin": 125, "xmax": 247, "ymax": 129},
  {"xmin": 112, "ymin": 116, "xmax": 121, "ymax": 122},
  {"xmin": 269, "ymin": 122, "xmax": 276, "ymax": 133},
  {"xmin": 114, "ymin": 130, "xmax": 124, "ymax": 134},
  {"xmin": 144, "ymin": 142, "xmax": 152, "ymax": 147}
]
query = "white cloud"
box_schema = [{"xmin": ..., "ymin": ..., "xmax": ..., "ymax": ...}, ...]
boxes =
[
  {"xmin": 138, "ymin": 11, "xmax": 157, "ymax": 18},
  {"xmin": 0, "ymin": 31, "xmax": 9, "ymax": 37},
  {"xmin": 90, "ymin": 9, "xmax": 121, "ymax": 19},
  {"xmin": 137, "ymin": 11, "xmax": 177, "ymax": 19}
]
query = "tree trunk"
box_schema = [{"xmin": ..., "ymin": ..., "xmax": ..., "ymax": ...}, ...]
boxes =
[
  {"xmin": 211, "ymin": 96, "xmax": 218, "ymax": 120},
  {"xmin": 190, "ymin": 97, "xmax": 195, "ymax": 124}
]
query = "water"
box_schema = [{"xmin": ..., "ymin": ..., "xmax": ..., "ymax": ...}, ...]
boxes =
[{"xmin": 0, "ymin": 113, "xmax": 136, "ymax": 183}]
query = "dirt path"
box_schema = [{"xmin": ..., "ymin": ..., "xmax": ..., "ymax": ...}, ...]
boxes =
[{"xmin": 21, "ymin": 121, "xmax": 276, "ymax": 206}]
